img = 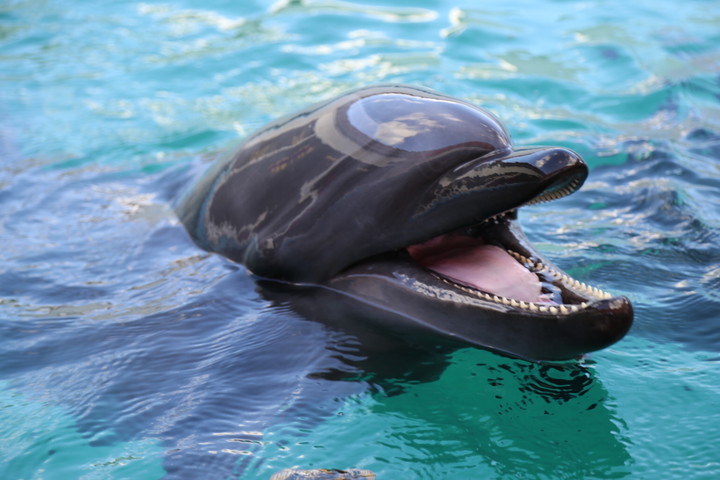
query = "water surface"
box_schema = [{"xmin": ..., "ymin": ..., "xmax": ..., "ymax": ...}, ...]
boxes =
[{"xmin": 1, "ymin": 0, "xmax": 719, "ymax": 479}]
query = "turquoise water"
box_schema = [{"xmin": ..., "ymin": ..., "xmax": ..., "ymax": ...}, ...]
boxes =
[{"xmin": 1, "ymin": 0, "xmax": 719, "ymax": 478}]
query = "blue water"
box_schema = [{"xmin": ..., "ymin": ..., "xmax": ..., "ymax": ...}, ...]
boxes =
[{"xmin": 1, "ymin": 0, "xmax": 719, "ymax": 479}]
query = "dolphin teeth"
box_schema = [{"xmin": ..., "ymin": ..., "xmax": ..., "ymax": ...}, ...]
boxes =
[
  {"xmin": 475, "ymin": 248, "xmax": 616, "ymax": 309},
  {"xmin": 525, "ymin": 177, "xmax": 583, "ymax": 207},
  {"xmin": 485, "ymin": 211, "xmax": 512, "ymax": 225},
  {"xmin": 435, "ymin": 239, "xmax": 616, "ymax": 314}
]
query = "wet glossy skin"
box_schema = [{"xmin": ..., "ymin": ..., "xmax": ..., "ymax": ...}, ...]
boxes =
[{"xmin": 178, "ymin": 85, "xmax": 632, "ymax": 360}]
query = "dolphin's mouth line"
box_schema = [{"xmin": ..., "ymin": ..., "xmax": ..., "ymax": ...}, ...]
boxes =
[
  {"xmin": 407, "ymin": 213, "xmax": 613, "ymax": 314},
  {"xmin": 404, "ymin": 176, "xmax": 617, "ymax": 316}
]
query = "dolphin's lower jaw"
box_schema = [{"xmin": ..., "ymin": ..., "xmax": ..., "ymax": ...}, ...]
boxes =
[{"xmin": 321, "ymin": 210, "xmax": 632, "ymax": 361}]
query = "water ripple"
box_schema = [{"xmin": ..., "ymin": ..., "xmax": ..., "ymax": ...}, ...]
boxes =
[
  {"xmin": 1, "ymin": 0, "xmax": 719, "ymax": 479},
  {"xmin": 270, "ymin": 0, "xmax": 438, "ymax": 23}
]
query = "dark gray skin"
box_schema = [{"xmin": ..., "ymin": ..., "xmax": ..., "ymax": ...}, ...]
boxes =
[{"xmin": 178, "ymin": 85, "xmax": 633, "ymax": 361}]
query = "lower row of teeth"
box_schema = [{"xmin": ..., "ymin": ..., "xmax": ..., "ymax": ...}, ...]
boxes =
[
  {"xmin": 507, "ymin": 250, "xmax": 613, "ymax": 302},
  {"xmin": 439, "ymin": 249, "xmax": 614, "ymax": 313},
  {"xmin": 440, "ymin": 276, "xmax": 585, "ymax": 313}
]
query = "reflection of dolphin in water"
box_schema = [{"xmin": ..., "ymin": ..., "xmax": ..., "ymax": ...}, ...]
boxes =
[
  {"xmin": 178, "ymin": 85, "xmax": 632, "ymax": 360},
  {"xmin": 240, "ymin": 349, "xmax": 632, "ymax": 478},
  {"xmin": 357, "ymin": 351, "xmax": 632, "ymax": 479}
]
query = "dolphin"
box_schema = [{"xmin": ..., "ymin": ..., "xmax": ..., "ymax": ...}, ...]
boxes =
[{"xmin": 178, "ymin": 85, "xmax": 633, "ymax": 361}]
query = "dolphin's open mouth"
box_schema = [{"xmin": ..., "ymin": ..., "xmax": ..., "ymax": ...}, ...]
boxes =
[
  {"xmin": 407, "ymin": 211, "xmax": 611, "ymax": 315},
  {"xmin": 404, "ymin": 177, "xmax": 620, "ymax": 317}
]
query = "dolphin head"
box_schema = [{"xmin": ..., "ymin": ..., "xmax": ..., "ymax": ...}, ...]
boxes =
[{"xmin": 179, "ymin": 85, "xmax": 633, "ymax": 360}]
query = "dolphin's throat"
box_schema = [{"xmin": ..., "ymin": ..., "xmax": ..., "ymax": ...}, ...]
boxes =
[{"xmin": 407, "ymin": 234, "xmax": 552, "ymax": 304}]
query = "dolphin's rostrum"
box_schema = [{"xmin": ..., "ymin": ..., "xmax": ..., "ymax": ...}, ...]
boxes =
[{"xmin": 178, "ymin": 85, "xmax": 633, "ymax": 361}]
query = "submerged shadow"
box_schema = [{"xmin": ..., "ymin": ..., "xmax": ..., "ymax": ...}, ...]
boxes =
[
  {"xmin": 359, "ymin": 350, "xmax": 633, "ymax": 479},
  {"xmin": 256, "ymin": 279, "xmax": 458, "ymax": 393}
]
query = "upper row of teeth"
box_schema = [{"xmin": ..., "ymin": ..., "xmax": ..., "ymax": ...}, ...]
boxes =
[
  {"xmin": 507, "ymin": 250, "xmax": 613, "ymax": 300},
  {"xmin": 439, "ymin": 277, "xmax": 585, "ymax": 313},
  {"xmin": 525, "ymin": 178, "xmax": 583, "ymax": 207},
  {"xmin": 482, "ymin": 178, "xmax": 583, "ymax": 225},
  {"xmin": 485, "ymin": 211, "xmax": 511, "ymax": 224}
]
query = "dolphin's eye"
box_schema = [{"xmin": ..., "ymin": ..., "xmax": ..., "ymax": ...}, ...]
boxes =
[{"xmin": 346, "ymin": 93, "xmax": 510, "ymax": 153}]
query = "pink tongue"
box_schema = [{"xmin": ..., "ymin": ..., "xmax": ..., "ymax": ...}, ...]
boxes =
[{"xmin": 410, "ymin": 242, "xmax": 543, "ymax": 303}]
